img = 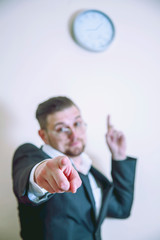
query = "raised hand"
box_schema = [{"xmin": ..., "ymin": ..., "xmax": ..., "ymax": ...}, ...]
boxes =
[
  {"xmin": 34, "ymin": 156, "xmax": 82, "ymax": 194},
  {"xmin": 106, "ymin": 115, "xmax": 126, "ymax": 160}
]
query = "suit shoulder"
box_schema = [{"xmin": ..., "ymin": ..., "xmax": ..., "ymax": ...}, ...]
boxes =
[{"xmin": 13, "ymin": 143, "xmax": 40, "ymax": 156}]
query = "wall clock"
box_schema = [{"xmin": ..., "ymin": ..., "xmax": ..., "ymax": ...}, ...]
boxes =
[{"xmin": 72, "ymin": 9, "xmax": 115, "ymax": 52}]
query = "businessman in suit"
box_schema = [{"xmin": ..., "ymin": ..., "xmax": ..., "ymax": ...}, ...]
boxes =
[{"xmin": 12, "ymin": 96, "xmax": 137, "ymax": 240}]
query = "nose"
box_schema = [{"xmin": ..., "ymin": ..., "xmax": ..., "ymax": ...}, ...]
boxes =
[{"xmin": 68, "ymin": 127, "xmax": 77, "ymax": 140}]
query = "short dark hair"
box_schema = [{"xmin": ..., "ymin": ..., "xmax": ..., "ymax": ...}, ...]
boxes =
[{"xmin": 36, "ymin": 96, "xmax": 78, "ymax": 129}]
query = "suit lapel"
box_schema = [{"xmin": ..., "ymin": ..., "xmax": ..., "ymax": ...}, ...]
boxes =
[
  {"xmin": 97, "ymin": 185, "xmax": 113, "ymax": 228},
  {"xmin": 90, "ymin": 167, "xmax": 113, "ymax": 229},
  {"xmin": 79, "ymin": 167, "xmax": 113, "ymax": 229},
  {"xmin": 79, "ymin": 173, "xmax": 96, "ymax": 215}
]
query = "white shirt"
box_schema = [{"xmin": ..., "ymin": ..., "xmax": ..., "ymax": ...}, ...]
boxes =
[{"xmin": 28, "ymin": 144, "xmax": 102, "ymax": 218}]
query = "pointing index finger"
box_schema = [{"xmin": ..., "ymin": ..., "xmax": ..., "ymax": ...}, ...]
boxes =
[{"xmin": 107, "ymin": 115, "xmax": 112, "ymax": 130}]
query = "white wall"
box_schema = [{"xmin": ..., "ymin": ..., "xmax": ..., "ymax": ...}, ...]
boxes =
[{"xmin": 0, "ymin": 0, "xmax": 160, "ymax": 239}]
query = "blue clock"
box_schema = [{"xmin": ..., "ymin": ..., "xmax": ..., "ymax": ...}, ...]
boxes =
[{"xmin": 72, "ymin": 9, "xmax": 115, "ymax": 52}]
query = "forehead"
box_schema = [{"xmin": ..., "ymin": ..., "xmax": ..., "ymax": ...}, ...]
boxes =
[{"xmin": 46, "ymin": 106, "xmax": 81, "ymax": 126}]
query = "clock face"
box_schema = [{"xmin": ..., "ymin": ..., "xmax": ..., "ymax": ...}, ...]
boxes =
[{"xmin": 72, "ymin": 10, "xmax": 115, "ymax": 52}]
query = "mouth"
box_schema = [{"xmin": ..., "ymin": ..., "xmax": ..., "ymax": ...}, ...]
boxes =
[
  {"xmin": 64, "ymin": 140, "xmax": 85, "ymax": 157},
  {"xmin": 69, "ymin": 141, "xmax": 80, "ymax": 147}
]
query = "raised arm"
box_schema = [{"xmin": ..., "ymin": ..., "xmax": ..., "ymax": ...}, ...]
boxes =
[{"xmin": 105, "ymin": 116, "xmax": 137, "ymax": 218}]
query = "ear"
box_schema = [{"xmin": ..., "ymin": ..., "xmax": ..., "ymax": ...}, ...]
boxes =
[{"xmin": 38, "ymin": 129, "xmax": 48, "ymax": 144}]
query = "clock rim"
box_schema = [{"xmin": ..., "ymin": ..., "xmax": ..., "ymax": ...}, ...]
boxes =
[{"xmin": 72, "ymin": 9, "xmax": 115, "ymax": 52}]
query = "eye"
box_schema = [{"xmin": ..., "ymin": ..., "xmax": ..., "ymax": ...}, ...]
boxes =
[
  {"xmin": 74, "ymin": 121, "xmax": 82, "ymax": 128},
  {"xmin": 61, "ymin": 127, "xmax": 70, "ymax": 133},
  {"xmin": 55, "ymin": 127, "xmax": 64, "ymax": 133}
]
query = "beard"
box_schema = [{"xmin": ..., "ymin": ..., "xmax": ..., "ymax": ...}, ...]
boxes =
[{"xmin": 64, "ymin": 144, "xmax": 85, "ymax": 157}]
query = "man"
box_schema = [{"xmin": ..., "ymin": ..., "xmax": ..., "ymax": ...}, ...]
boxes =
[{"xmin": 12, "ymin": 96, "xmax": 137, "ymax": 240}]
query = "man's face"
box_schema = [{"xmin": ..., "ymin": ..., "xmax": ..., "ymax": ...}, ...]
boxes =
[{"xmin": 40, "ymin": 106, "xmax": 87, "ymax": 157}]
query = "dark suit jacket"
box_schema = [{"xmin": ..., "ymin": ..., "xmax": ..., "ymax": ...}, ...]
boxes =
[{"xmin": 12, "ymin": 143, "xmax": 137, "ymax": 240}]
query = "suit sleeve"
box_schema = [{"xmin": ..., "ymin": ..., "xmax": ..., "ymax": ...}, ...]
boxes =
[
  {"xmin": 107, "ymin": 157, "xmax": 137, "ymax": 218},
  {"xmin": 12, "ymin": 143, "xmax": 49, "ymax": 204}
]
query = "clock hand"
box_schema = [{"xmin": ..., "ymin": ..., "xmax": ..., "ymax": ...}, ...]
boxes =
[{"xmin": 86, "ymin": 23, "xmax": 103, "ymax": 31}]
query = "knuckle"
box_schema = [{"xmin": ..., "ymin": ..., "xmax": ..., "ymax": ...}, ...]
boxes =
[
  {"xmin": 40, "ymin": 167, "xmax": 47, "ymax": 176},
  {"xmin": 46, "ymin": 159, "xmax": 53, "ymax": 168},
  {"xmin": 59, "ymin": 181, "xmax": 65, "ymax": 189},
  {"xmin": 59, "ymin": 181, "xmax": 69, "ymax": 191},
  {"xmin": 36, "ymin": 175, "xmax": 43, "ymax": 186}
]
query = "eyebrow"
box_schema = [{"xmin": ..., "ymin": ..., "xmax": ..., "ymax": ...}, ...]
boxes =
[{"xmin": 54, "ymin": 115, "xmax": 82, "ymax": 128}]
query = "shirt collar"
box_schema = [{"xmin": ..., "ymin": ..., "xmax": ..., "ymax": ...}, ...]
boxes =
[{"xmin": 42, "ymin": 144, "xmax": 92, "ymax": 175}]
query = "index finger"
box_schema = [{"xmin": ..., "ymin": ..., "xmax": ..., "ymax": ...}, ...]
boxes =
[
  {"xmin": 69, "ymin": 168, "xmax": 82, "ymax": 193},
  {"xmin": 107, "ymin": 115, "xmax": 112, "ymax": 130}
]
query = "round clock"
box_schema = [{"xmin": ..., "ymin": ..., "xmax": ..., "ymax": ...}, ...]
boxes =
[{"xmin": 72, "ymin": 9, "xmax": 115, "ymax": 52}]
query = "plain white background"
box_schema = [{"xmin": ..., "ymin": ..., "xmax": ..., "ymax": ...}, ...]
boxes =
[{"xmin": 0, "ymin": 0, "xmax": 160, "ymax": 239}]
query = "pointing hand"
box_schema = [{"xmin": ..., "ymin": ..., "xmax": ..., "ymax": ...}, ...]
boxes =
[
  {"xmin": 34, "ymin": 156, "xmax": 82, "ymax": 193},
  {"xmin": 106, "ymin": 115, "xmax": 126, "ymax": 160}
]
